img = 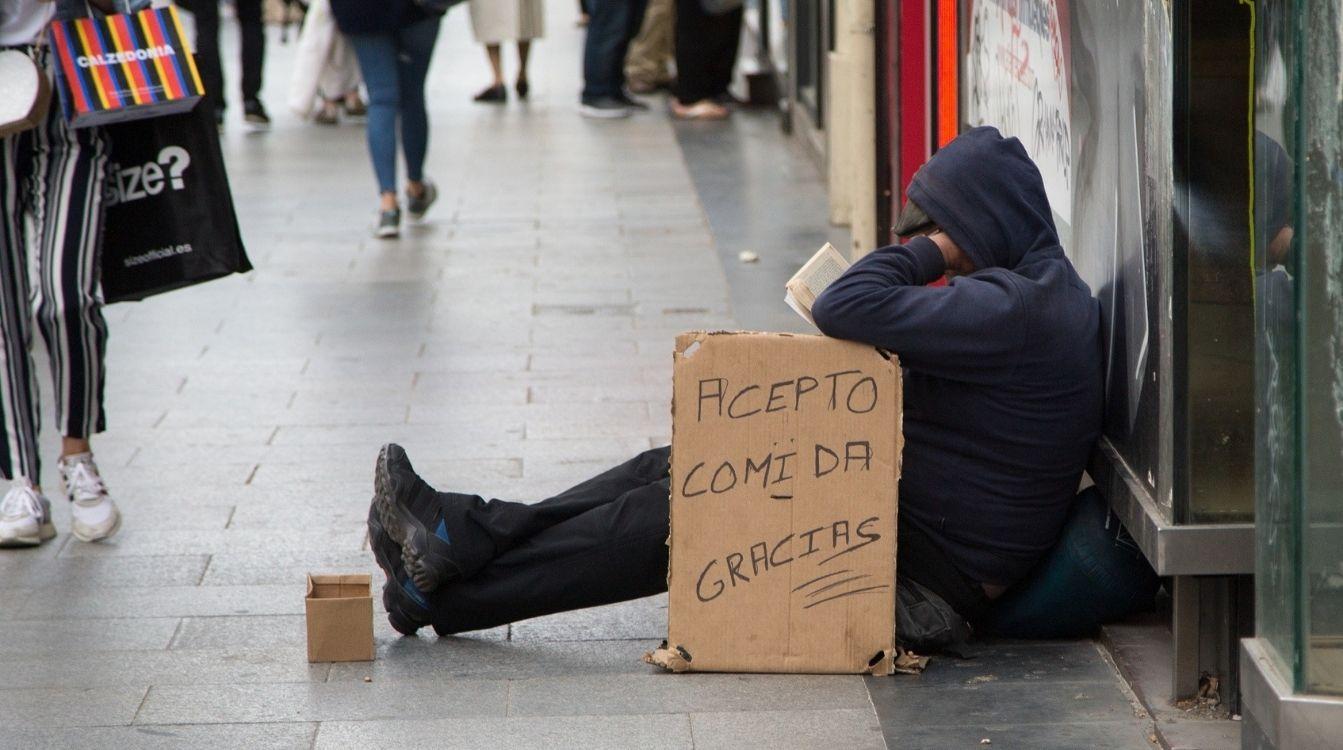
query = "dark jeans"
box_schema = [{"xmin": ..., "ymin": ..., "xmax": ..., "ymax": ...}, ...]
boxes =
[
  {"xmin": 347, "ymin": 17, "xmax": 442, "ymax": 195},
  {"xmin": 673, "ymin": 0, "xmax": 743, "ymax": 104},
  {"xmin": 180, "ymin": 0, "xmax": 265, "ymax": 112},
  {"xmin": 424, "ymin": 447, "xmax": 989, "ymax": 635},
  {"xmin": 582, "ymin": 0, "xmax": 649, "ymax": 100}
]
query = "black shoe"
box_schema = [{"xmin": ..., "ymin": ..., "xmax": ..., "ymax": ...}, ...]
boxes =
[
  {"xmin": 369, "ymin": 505, "xmax": 431, "ymax": 635},
  {"xmin": 243, "ymin": 99, "xmax": 271, "ymax": 130},
  {"xmin": 515, "ymin": 79, "xmax": 530, "ymax": 99},
  {"xmin": 474, "ymin": 84, "xmax": 506, "ymax": 103},
  {"xmin": 373, "ymin": 443, "xmax": 490, "ymax": 593},
  {"xmin": 617, "ymin": 92, "xmax": 650, "ymax": 111},
  {"xmin": 579, "ymin": 96, "xmax": 632, "ymax": 119}
]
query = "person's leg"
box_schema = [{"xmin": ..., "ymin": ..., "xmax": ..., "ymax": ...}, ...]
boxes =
[
  {"xmin": 181, "ymin": 0, "xmax": 225, "ymax": 116},
  {"xmin": 516, "ymin": 40, "xmax": 531, "ymax": 85},
  {"xmin": 0, "ymin": 130, "xmax": 42, "ymax": 485},
  {"xmin": 673, "ymin": 0, "xmax": 709, "ymax": 104},
  {"xmin": 234, "ymin": 0, "xmax": 266, "ymax": 103},
  {"xmin": 703, "ymin": 5, "xmax": 743, "ymax": 99},
  {"xmin": 394, "ymin": 15, "xmax": 442, "ymax": 192},
  {"xmin": 486, "ymin": 44, "xmax": 504, "ymax": 86},
  {"xmin": 347, "ymin": 32, "xmax": 400, "ymax": 208},
  {"xmin": 374, "ymin": 444, "xmax": 670, "ymax": 591},
  {"xmin": 624, "ymin": 0, "xmax": 673, "ymax": 90},
  {"xmin": 427, "ymin": 477, "xmax": 671, "ymax": 634},
  {"xmin": 28, "ymin": 104, "xmax": 120, "ymax": 544},
  {"xmin": 581, "ymin": 0, "xmax": 632, "ymax": 100}
]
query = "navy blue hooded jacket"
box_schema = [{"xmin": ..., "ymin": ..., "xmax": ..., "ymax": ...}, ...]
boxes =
[{"xmin": 812, "ymin": 126, "xmax": 1103, "ymax": 587}]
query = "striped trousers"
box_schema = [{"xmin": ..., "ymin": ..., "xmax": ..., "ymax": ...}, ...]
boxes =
[{"xmin": 0, "ymin": 64, "xmax": 110, "ymax": 482}]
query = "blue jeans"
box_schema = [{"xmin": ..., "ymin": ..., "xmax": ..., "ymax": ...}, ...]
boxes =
[
  {"xmin": 582, "ymin": 0, "xmax": 649, "ymax": 100},
  {"xmin": 348, "ymin": 17, "xmax": 442, "ymax": 195}
]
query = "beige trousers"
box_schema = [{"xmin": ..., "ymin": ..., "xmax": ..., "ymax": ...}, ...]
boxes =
[{"xmin": 625, "ymin": 0, "xmax": 674, "ymax": 85}]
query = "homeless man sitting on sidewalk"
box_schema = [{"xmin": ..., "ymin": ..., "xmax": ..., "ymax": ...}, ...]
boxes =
[{"xmin": 366, "ymin": 126, "xmax": 1104, "ymax": 645}]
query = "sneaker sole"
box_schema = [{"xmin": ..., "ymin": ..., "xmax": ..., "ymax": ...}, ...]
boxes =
[
  {"xmin": 244, "ymin": 119, "xmax": 271, "ymax": 131},
  {"xmin": 72, "ymin": 511, "xmax": 121, "ymax": 543},
  {"xmin": 375, "ymin": 226, "xmax": 400, "ymax": 239},
  {"xmin": 0, "ymin": 521, "xmax": 56, "ymax": 547},
  {"xmin": 372, "ymin": 445, "xmax": 460, "ymax": 593},
  {"xmin": 580, "ymin": 104, "xmax": 632, "ymax": 119}
]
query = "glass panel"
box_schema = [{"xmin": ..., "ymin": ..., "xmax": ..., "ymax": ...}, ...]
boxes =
[
  {"xmin": 1181, "ymin": 0, "xmax": 1255, "ymax": 523},
  {"xmin": 1298, "ymin": 0, "xmax": 1343, "ymax": 697},
  {"xmin": 1253, "ymin": 0, "xmax": 1301, "ymax": 682}
]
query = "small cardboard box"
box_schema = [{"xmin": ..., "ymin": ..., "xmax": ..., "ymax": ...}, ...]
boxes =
[
  {"xmin": 651, "ymin": 332, "xmax": 902, "ymax": 674},
  {"xmin": 305, "ymin": 574, "xmax": 374, "ymax": 663}
]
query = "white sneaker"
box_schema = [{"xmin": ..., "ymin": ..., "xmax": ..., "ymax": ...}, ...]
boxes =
[
  {"xmin": 59, "ymin": 453, "xmax": 121, "ymax": 543},
  {"xmin": 0, "ymin": 481, "xmax": 56, "ymax": 547}
]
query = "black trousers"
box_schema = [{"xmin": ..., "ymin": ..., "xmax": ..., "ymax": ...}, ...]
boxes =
[
  {"xmin": 180, "ymin": 0, "xmax": 266, "ymax": 111},
  {"xmin": 426, "ymin": 447, "xmax": 989, "ymax": 634},
  {"xmin": 672, "ymin": 0, "xmax": 743, "ymax": 104}
]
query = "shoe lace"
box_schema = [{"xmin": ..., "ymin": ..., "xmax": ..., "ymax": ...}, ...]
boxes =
[
  {"xmin": 64, "ymin": 460, "xmax": 107, "ymax": 503},
  {"xmin": 1, "ymin": 484, "xmax": 41, "ymax": 517}
]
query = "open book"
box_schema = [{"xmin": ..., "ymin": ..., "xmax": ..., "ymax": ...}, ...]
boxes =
[{"xmin": 785, "ymin": 243, "xmax": 851, "ymax": 326}]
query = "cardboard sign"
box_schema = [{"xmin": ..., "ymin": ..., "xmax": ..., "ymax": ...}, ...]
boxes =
[
  {"xmin": 654, "ymin": 332, "xmax": 902, "ymax": 674},
  {"xmin": 305, "ymin": 574, "xmax": 374, "ymax": 663}
]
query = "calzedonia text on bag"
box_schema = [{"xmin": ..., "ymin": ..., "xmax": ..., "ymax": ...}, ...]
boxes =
[{"xmin": 47, "ymin": 6, "xmax": 204, "ymax": 128}]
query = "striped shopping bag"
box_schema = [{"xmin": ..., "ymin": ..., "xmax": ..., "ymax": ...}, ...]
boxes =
[{"xmin": 48, "ymin": 5, "xmax": 204, "ymax": 128}]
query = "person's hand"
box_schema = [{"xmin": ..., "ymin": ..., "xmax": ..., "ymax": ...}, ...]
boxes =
[{"xmin": 929, "ymin": 230, "xmax": 976, "ymax": 276}]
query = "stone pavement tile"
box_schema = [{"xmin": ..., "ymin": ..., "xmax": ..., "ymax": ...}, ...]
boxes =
[
  {"xmin": 907, "ymin": 640, "xmax": 1123, "ymax": 688},
  {"xmin": 0, "ymin": 617, "xmax": 178, "ymax": 654},
  {"xmin": 134, "ymin": 679, "xmax": 509, "ymax": 725},
  {"xmin": 55, "ymin": 528, "xmax": 364, "ymax": 559},
  {"xmin": 272, "ymin": 423, "xmax": 526, "ymax": 448},
  {"xmin": 247, "ymin": 457, "xmax": 521, "ymax": 489},
  {"xmin": 314, "ymin": 714, "xmax": 693, "ymax": 750},
  {"xmin": 194, "ymin": 551, "xmax": 376, "ymax": 586},
  {"xmin": 510, "ymin": 596, "xmax": 668, "ymax": 642},
  {"xmin": 17, "ymin": 584, "xmax": 304, "ymax": 619},
  {"xmin": 0, "ymin": 686, "xmax": 147, "ymax": 729},
  {"xmin": 0, "ymin": 588, "xmax": 33, "ymax": 619},
  {"xmin": 110, "ymin": 503, "xmax": 235, "ymax": 531},
  {"xmin": 327, "ymin": 638, "xmax": 652, "ymax": 683},
  {"xmin": 881, "ymin": 721, "xmax": 1157, "ymax": 750},
  {"xmin": 0, "ymin": 554, "xmax": 210, "ymax": 588},
  {"xmin": 102, "ymin": 425, "xmax": 277, "ymax": 448},
  {"xmin": 0, "ymin": 723, "xmax": 318, "ymax": 750},
  {"xmin": 0, "ymin": 646, "xmax": 325, "ymax": 689},
  {"xmin": 865, "ymin": 676, "xmax": 1142, "ymax": 726},
  {"xmin": 689, "ymin": 708, "xmax": 885, "ymax": 750},
  {"xmin": 508, "ymin": 673, "xmax": 872, "ymax": 717}
]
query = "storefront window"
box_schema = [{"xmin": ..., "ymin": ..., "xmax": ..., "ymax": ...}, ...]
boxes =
[{"xmin": 1255, "ymin": 0, "xmax": 1343, "ymax": 696}]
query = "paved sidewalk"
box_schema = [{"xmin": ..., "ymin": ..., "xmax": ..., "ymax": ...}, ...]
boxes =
[{"xmin": 0, "ymin": 3, "xmax": 1161, "ymax": 748}]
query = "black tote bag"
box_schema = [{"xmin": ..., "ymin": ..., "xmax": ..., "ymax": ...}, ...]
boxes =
[{"xmin": 100, "ymin": 102, "xmax": 251, "ymax": 303}]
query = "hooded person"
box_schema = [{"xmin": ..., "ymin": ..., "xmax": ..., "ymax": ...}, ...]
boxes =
[
  {"xmin": 811, "ymin": 126, "xmax": 1104, "ymax": 620},
  {"xmin": 361, "ymin": 127, "xmax": 1104, "ymax": 650}
]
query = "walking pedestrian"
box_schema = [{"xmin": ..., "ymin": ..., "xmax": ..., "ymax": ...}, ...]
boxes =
[
  {"xmin": 670, "ymin": 0, "xmax": 743, "ymax": 120},
  {"xmin": 579, "ymin": 0, "xmax": 650, "ymax": 118},
  {"xmin": 469, "ymin": 0, "xmax": 544, "ymax": 103},
  {"xmin": 179, "ymin": 0, "xmax": 271, "ymax": 129},
  {"xmin": 330, "ymin": 0, "xmax": 444, "ymax": 239},
  {"xmin": 0, "ymin": 0, "xmax": 123, "ymax": 548}
]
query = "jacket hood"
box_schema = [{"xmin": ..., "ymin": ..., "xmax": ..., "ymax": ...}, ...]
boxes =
[{"xmin": 905, "ymin": 126, "xmax": 1061, "ymax": 271}]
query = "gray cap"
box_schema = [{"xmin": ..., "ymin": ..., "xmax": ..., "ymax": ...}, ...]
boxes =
[{"xmin": 892, "ymin": 199, "xmax": 936, "ymax": 237}]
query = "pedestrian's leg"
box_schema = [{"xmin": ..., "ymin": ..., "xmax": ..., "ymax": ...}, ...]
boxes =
[
  {"xmin": 0, "ymin": 131, "xmax": 42, "ymax": 483},
  {"xmin": 516, "ymin": 40, "xmax": 531, "ymax": 87},
  {"xmin": 235, "ymin": 0, "xmax": 266, "ymax": 104},
  {"xmin": 29, "ymin": 113, "xmax": 110, "ymax": 453},
  {"xmin": 486, "ymin": 44, "xmax": 504, "ymax": 86},
  {"xmin": 395, "ymin": 16, "xmax": 442, "ymax": 190},
  {"xmin": 581, "ymin": 0, "xmax": 630, "ymax": 100},
  {"xmin": 673, "ymin": 0, "xmax": 709, "ymax": 104},
  {"xmin": 348, "ymin": 32, "xmax": 400, "ymax": 208},
  {"xmin": 427, "ymin": 477, "xmax": 671, "ymax": 634},
  {"xmin": 181, "ymin": 0, "xmax": 225, "ymax": 115},
  {"xmin": 703, "ymin": 5, "xmax": 743, "ymax": 99},
  {"xmin": 624, "ymin": 0, "xmax": 673, "ymax": 90}
]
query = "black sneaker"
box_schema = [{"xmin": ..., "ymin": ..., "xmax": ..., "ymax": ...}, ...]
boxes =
[
  {"xmin": 617, "ymin": 92, "xmax": 650, "ymax": 111},
  {"xmin": 473, "ymin": 84, "xmax": 506, "ymax": 103},
  {"xmin": 243, "ymin": 99, "xmax": 271, "ymax": 130},
  {"xmin": 375, "ymin": 209, "xmax": 400, "ymax": 239},
  {"xmin": 580, "ymin": 96, "xmax": 632, "ymax": 119},
  {"xmin": 406, "ymin": 180, "xmax": 437, "ymax": 221},
  {"xmin": 372, "ymin": 444, "xmax": 492, "ymax": 592},
  {"xmin": 369, "ymin": 505, "xmax": 431, "ymax": 635}
]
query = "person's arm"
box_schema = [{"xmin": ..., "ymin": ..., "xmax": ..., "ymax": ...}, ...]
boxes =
[{"xmin": 811, "ymin": 236, "xmax": 1027, "ymax": 383}]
